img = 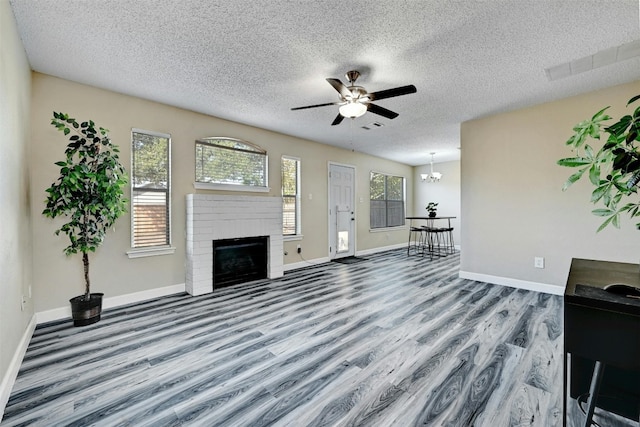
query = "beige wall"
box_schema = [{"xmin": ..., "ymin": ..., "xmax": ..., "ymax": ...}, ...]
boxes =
[
  {"xmin": 461, "ymin": 80, "xmax": 640, "ymax": 289},
  {"xmin": 414, "ymin": 160, "xmax": 461, "ymax": 247},
  {"xmin": 30, "ymin": 73, "xmax": 413, "ymax": 312},
  {"xmin": 0, "ymin": 0, "xmax": 33, "ymax": 408}
]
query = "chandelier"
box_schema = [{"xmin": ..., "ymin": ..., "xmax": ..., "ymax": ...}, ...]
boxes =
[{"xmin": 421, "ymin": 152, "xmax": 442, "ymax": 182}]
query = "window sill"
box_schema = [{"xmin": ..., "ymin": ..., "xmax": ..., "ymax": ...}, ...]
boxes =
[
  {"xmin": 194, "ymin": 182, "xmax": 270, "ymax": 193},
  {"xmin": 127, "ymin": 246, "xmax": 176, "ymax": 259}
]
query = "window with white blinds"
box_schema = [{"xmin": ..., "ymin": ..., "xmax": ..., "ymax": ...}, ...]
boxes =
[
  {"xmin": 195, "ymin": 138, "xmax": 267, "ymax": 188},
  {"xmin": 131, "ymin": 129, "xmax": 171, "ymax": 248},
  {"xmin": 370, "ymin": 172, "xmax": 405, "ymax": 229},
  {"xmin": 282, "ymin": 156, "xmax": 300, "ymax": 236}
]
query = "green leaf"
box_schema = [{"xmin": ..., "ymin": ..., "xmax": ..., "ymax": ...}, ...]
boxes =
[
  {"xmin": 557, "ymin": 157, "xmax": 592, "ymax": 167},
  {"xmin": 590, "ymin": 184, "xmax": 609, "ymax": 203},
  {"xmin": 606, "ymin": 115, "xmax": 633, "ymax": 136},
  {"xmin": 596, "ymin": 215, "xmax": 616, "ymax": 233},
  {"xmin": 565, "ymin": 132, "xmax": 584, "ymax": 147},
  {"xmin": 584, "ymin": 144, "xmax": 594, "ymax": 158},
  {"xmin": 592, "ymin": 208, "xmax": 614, "ymax": 217},
  {"xmin": 588, "ymin": 163, "xmax": 600, "ymax": 185},
  {"xmin": 562, "ymin": 168, "xmax": 587, "ymax": 191},
  {"xmin": 592, "ymin": 106, "xmax": 611, "ymax": 121},
  {"xmin": 627, "ymin": 94, "xmax": 640, "ymax": 106}
]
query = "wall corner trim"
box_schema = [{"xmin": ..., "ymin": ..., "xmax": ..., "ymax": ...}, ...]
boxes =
[
  {"xmin": 458, "ymin": 270, "xmax": 565, "ymax": 295},
  {"xmin": 0, "ymin": 314, "xmax": 37, "ymax": 422}
]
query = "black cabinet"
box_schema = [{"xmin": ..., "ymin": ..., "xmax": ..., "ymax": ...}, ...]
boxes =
[{"xmin": 564, "ymin": 258, "xmax": 640, "ymax": 426}]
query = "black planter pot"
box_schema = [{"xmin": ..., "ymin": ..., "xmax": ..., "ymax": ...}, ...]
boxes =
[
  {"xmin": 69, "ymin": 293, "xmax": 104, "ymax": 327},
  {"xmin": 429, "ymin": 211, "xmax": 437, "ymax": 218}
]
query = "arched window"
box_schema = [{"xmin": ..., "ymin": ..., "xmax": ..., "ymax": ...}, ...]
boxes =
[{"xmin": 195, "ymin": 137, "xmax": 268, "ymax": 190}]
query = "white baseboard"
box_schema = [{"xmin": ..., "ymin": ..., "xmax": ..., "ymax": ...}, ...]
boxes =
[
  {"xmin": 458, "ymin": 270, "xmax": 564, "ymax": 295},
  {"xmin": 356, "ymin": 242, "xmax": 407, "ymax": 256},
  {"xmin": 283, "ymin": 242, "xmax": 425, "ymax": 272},
  {"xmin": 284, "ymin": 257, "xmax": 330, "ymax": 272},
  {"xmin": 0, "ymin": 314, "xmax": 36, "ymax": 423},
  {"xmin": 35, "ymin": 283, "xmax": 186, "ymax": 325},
  {"xmin": 357, "ymin": 243, "xmax": 460, "ymax": 256}
]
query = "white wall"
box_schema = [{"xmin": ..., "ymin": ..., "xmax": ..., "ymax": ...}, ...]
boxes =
[
  {"xmin": 414, "ymin": 160, "xmax": 461, "ymax": 248},
  {"xmin": 461, "ymin": 79, "xmax": 640, "ymax": 291},
  {"xmin": 0, "ymin": 0, "xmax": 34, "ymax": 416}
]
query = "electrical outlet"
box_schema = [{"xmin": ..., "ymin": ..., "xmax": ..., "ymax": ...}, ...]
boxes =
[
  {"xmin": 534, "ymin": 257, "xmax": 545, "ymax": 269},
  {"xmin": 297, "ymin": 244, "xmax": 301, "ymax": 254}
]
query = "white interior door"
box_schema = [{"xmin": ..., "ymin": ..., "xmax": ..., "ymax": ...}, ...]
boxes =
[{"xmin": 329, "ymin": 163, "xmax": 355, "ymax": 259}]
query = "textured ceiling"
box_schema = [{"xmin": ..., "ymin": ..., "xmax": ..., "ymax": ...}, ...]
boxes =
[{"xmin": 8, "ymin": 0, "xmax": 640, "ymax": 166}]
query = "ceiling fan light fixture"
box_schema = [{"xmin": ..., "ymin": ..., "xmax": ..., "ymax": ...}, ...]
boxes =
[
  {"xmin": 291, "ymin": 70, "xmax": 416, "ymax": 125},
  {"xmin": 339, "ymin": 102, "xmax": 367, "ymax": 118}
]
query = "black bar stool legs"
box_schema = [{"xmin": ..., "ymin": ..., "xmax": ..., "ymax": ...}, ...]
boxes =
[
  {"xmin": 421, "ymin": 226, "xmax": 456, "ymax": 259},
  {"xmin": 406, "ymin": 217, "xmax": 456, "ymax": 258},
  {"xmin": 407, "ymin": 226, "xmax": 424, "ymax": 255}
]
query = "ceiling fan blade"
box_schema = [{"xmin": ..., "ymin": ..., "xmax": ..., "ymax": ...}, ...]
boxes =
[
  {"xmin": 331, "ymin": 114, "xmax": 345, "ymax": 126},
  {"xmin": 326, "ymin": 78, "xmax": 351, "ymax": 99},
  {"xmin": 368, "ymin": 84, "xmax": 417, "ymax": 101},
  {"xmin": 367, "ymin": 103, "xmax": 399, "ymax": 119},
  {"xmin": 291, "ymin": 101, "xmax": 341, "ymax": 111}
]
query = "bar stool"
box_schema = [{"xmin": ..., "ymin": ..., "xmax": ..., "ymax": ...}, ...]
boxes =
[
  {"xmin": 440, "ymin": 226, "xmax": 455, "ymax": 254},
  {"xmin": 420, "ymin": 225, "xmax": 439, "ymax": 259},
  {"xmin": 407, "ymin": 226, "xmax": 425, "ymax": 255},
  {"xmin": 421, "ymin": 225, "xmax": 455, "ymax": 258}
]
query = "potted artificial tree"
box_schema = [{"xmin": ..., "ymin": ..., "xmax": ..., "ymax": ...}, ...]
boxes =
[
  {"xmin": 43, "ymin": 112, "xmax": 128, "ymax": 326},
  {"xmin": 426, "ymin": 202, "xmax": 439, "ymax": 218},
  {"xmin": 558, "ymin": 94, "xmax": 640, "ymax": 232}
]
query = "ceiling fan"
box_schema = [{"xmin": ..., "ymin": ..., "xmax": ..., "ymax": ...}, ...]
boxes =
[{"xmin": 291, "ymin": 70, "xmax": 417, "ymax": 126}]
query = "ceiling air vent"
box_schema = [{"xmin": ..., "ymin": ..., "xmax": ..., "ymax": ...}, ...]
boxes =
[
  {"xmin": 361, "ymin": 122, "xmax": 384, "ymax": 130},
  {"xmin": 545, "ymin": 39, "xmax": 640, "ymax": 81}
]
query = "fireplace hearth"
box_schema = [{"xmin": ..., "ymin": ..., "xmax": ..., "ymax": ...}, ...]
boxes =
[{"xmin": 213, "ymin": 236, "xmax": 268, "ymax": 288}]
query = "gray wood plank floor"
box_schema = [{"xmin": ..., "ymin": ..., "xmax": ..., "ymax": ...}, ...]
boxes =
[{"xmin": 2, "ymin": 249, "xmax": 635, "ymax": 426}]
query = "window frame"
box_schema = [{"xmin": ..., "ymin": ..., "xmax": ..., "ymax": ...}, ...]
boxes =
[
  {"xmin": 126, "ymin": 128, "xmax": 175, "ymax": 258},
  {"xmin": 194, "ymin": 137, "xmax": 269, "ymax": 192},
  {"xmin": 369, "ymin": 171, "xmax": 406, "ymax": 230},
  {"xmin": 282, "ymin": 156, "xmax": 301, "ymax": 237}
]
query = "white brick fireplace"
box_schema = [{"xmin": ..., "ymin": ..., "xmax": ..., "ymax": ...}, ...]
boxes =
[{"xmin": 185, "ymin": 194, "xmax": 284, "ymax": 296}]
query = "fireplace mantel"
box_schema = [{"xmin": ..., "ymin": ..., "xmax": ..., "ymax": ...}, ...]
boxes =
[{"xmin": 185, "ymin": 194, "xmax": 283, "ymax": 295}]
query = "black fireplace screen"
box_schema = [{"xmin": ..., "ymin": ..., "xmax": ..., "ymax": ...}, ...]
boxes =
[{"xmin": 213, "ymin": 236, "xmax": 268, "ymax": 289}]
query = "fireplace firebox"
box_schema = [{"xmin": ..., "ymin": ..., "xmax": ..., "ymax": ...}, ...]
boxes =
[{"xmin": 213, "ymin": 236, "xmax": 268, "ymax": 289}]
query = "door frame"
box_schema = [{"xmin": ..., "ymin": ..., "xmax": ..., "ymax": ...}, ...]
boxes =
[{"xmin": 328, "ymin": 161, "xmax": 357, "ymax": 260}]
